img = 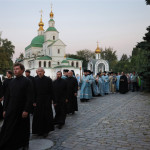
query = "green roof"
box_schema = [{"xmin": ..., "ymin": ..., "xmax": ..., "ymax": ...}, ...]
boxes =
[
  {"xmin": 15, "ymin": 58, "xmax": 23, "ymax": 62},
  {"xmin": 66, "ymin": 57, "xmax": 81, "ymax": 61},
  {"xmin": 61, "ymin": 60, "xmax": 69, "ymax": 63},
  {"xmin": 54, "ymin": 65, "xmax": 73, "ymax": 68},
  {"xmin": 48, "ymin": 40, "xmax": 59, "ymax": 47},
  {"xmin": 49, "ymin": 19, "xmax": 54, "ymax": 22},
  {"xmin": 25, "ymin": 35, "xmax": 44, "ymax": 51},
  {"xmin": 36, "ymin": 56, "xmax": 52, "ymax": 60},
  {"xmin": 46, "ymin": 27, "xmax": 58, "ymax": 32}
]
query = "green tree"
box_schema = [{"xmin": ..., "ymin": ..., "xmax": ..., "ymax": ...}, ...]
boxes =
[
  {"xmin": 0, "ymin": 38, "xmax": 15, "ymax": 74},
  {"xmin": 146, "ymin": 0, "xmax": 150, "ymax": 5},
  {"xmin": 114, "ymin": 54, "xmax": 131, "ymax": 73},
  {"xmin": 67, "ymin": 49, "xmax": 95, "ymax": 69},
  {"xmin": 18, "ymin": 52, "xmax": 24, "ymax": 60},
  {"xmin": 101, "ymin": 47, "xmax": 118, "ymax": 71},
  {"xmin": 131, "ymin": 26, "xmax": 150, "ymax": 91},
  {"xmin": 120, "ymin": 54, "xmax": 128, "ymax": 61}
]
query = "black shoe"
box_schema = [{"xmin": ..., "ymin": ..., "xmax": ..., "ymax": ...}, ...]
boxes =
[
  {"xmin": 72, "ymin": 111, "xmax": 75, "ymax": 115},
  {"xmin": 22, "ymin": 144, "xmax": 29, "ymax": 150},
  {"xmin": 58, "ymin": 124, "xmax": 63, "ymax": 129},
  {"xmin": 43, "ymin": 133, "xmax": 48, "ymax": 138}
]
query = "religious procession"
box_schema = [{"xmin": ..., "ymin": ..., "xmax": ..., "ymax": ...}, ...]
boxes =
[{"xmin": 0, "ymin": 62, "xmax": 142, "ymax": 150}]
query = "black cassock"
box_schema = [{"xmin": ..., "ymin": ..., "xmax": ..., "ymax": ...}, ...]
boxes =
[
  {"xmin": 2, "ymin": 78, "xmax": 13, "ymax": 112},
  {"xmin": 0, "ymin": 77, "xmax": 3, "ymax": 120},
  {"xmin": 27, "ymin": 75, "xmax": 35, "ymax": 114},
  {"xmin": 32, "ymin": 75, "xmax": 54, "ymax": 135},
  {"xmin": 66, "ymin": 77, "xmax": 78, "ymax": 114},
  {"xmin": 0, "ymin": 76, "xmax": 33, "ymax": 150},
  {"xmin": 53, "ymin": 78, "xmax": 67, "ymax": 125},
  {"xmin": 119, "ymin": 75, "xmax": 128, "ymax": 94}
]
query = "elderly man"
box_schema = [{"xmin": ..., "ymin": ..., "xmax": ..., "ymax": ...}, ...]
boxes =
[
  {"xmin": 66, "ymin": 71, "xmax": 78, "ymax": 114},
  {"xmin": 32, "ymin": 68, "xmax": 54, "ymax": 137},
  {"xmin": 53, "ymin": 71, "xmax": 67, "ymax": 129},
  {"xmin": 0, "ymin": 63, "xmax": 33, "ymax": 150}
]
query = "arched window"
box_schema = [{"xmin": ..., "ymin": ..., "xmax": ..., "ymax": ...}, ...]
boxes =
[
  {"xmin": 58, "ymin": 49, "xmax": 60, "ymax": 54},
  {"xmin": 71, "ymin": 61, "xmax": 74, "ymax": 67},
  {"xmin": 58, "ymin": 62, "xmax": 60, "ymax": 65},
  {"xmin": 76, "ymin": 62, "xmax": 79, "ymax": 68},
  {"xmin": 49, "ymin": 61, "xmax": 51, "ymax": 67},
  {"xmin": 53, "ymin": 36, "xmax": 55, "ymax": 40},
  {"xmin": 39, "ymin": 61, "xmax": 41, "ymax": 67},
  {"xmin": 44, "ymin": 61, "xmax": 46, "ymax": 67}
]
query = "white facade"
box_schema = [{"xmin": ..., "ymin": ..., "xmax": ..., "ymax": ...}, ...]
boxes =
[
  {"xmin": 18, "ymin": 9, "xmax": 82, "ymax": 79},
  {"xmin": 88, "ymin": 52, "xmax": 109, "ymax": 75}
]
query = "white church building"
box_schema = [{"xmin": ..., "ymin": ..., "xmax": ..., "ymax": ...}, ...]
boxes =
[
  {"xmin": 88, "ymin": 43, "xmax": 109, "ymax": 75},
  {"xmin": 17, "ymin": 7, "xmax": 82, "ymax": 79}
]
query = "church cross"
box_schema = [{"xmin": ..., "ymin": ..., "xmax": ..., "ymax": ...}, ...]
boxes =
[
  {"xmin": 51, "ymin": 2, "xmax": 53, "ymax": 10},
  {"xmin": 97, "ymin": 41, "xmax": 99, "ymax": 47},
  {"xmin": 40, "ymin": 9, "xmax": 43, "ymax": 17}
]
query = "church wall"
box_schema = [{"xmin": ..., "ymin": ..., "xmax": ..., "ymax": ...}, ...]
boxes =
[
  {"xmin": 31, "ymin": 47, "xmax": 43, "ymax": 57},
  {"xmin": 51, "ymin": 45, "xmax": 65, "ymax": 62},
  {"xmin": 45, "ymin": 31, "xmax": 59, "ymax": 41},
  {"xmin": 25, "ymin": 48, "xmax": 31, "ymax": 58}
]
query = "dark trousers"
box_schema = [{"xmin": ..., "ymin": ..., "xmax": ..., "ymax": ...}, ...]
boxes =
[{"xmin": 132, "ymin": 82, "xmax": 138, "ymax": 92}]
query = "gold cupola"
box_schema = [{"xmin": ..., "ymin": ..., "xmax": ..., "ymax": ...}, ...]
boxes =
[
  {"xmin": 95, "ymin": 41, "xmax": 101, "ymax": 54},
  {"xmin": 38, "ymin": 10, "xmax": 44, "ymax": 31},
  {"xmin": 50, "ymin": 4, "xmax": 54, "ymax": 19}
]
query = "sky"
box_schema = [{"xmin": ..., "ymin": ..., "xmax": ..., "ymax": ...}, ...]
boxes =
[{"xmin": 0, "ymin": 0, "xmax": 150, "ymax": 61}]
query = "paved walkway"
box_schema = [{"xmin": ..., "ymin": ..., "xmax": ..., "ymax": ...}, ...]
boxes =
[
  {"xmin": 44, "ymin": 91, "xmax": 150, "ymax": 150},
  {"xmin": 1, "ymin": 91, "xmax": 150, "ymax": 150}
]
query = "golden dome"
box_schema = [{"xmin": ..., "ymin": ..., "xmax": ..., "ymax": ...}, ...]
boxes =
[
  {"xmin": 50, "ymin": 4, "xmax": 54, "ymax": 19},
  {"xmin": 95, "ymin": 42, "xmax": 101, "ymax": 54},
  {"xmin": 50, "ymin": 11, "xmax": 54, "ymax": 19},
  {"xmin": 38, "ymin": 10, "xmax": 44, "ymax": 31}
]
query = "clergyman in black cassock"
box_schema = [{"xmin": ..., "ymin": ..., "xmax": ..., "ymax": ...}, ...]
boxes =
[
  {"xmin": 32, "ymin": 68, "xmax": 54, "ymax": 137},
  {"xmin": 119, "ymin": 72, "xmax": 128, "ymax": 94},
  {"xmin": 66, "ymin": 71, "xmax": 78, "ymax": 114},
  {"xmin": 53, "ymin": 71, "xmax": 67, "ymax": 129},
  {"xmin": 0, "ymin": 63, "xmax": 33, "ymax": 150},
  {"xmin": 0, "ymin": 77, "xmax": 3, "ymax": 120},
  {"xmin": 2, "ymin": 70, "xmax": 13, "ymax": 112},
  {"xmin": 25, "ymin": 70, "xmax": 35, "ymax": 114}
]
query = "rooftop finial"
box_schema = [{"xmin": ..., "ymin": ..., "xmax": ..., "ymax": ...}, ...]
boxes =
[
  {"xmin": 50, "ymin": 3, "xmax": 54, "ymax": 19},
  {"xmin": 38, "ymin": 9, "xmax": 44, "ymax": 31},
  {"xmin": 95, "ymin": 41, "xmax": 101, "ymax": 54}
]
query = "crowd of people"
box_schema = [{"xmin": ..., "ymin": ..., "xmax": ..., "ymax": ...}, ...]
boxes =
[
  {"xmin": 0, "ymin": 62, "xmax": 142, "ymax": 150},
  {"xmin": 79, "ymin": 70, "xmax": 142, "ymax": 102},
  {"xmin": 0, "ymin": 63, "xmax": 78, "ymax": 150}
]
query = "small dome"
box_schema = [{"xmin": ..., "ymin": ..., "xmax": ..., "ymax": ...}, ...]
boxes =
[
  {"xmin": 95, "ymin": 47, "xmax": 101, "ymax": 54},
  {"xmin": 95, "ymin": 42, "xmax": 101, "ymax": 54},
  {"xmin": 31, "ymin": 35, "xmax": 44, "ymax": 46},
  {"xmin": 50, "ymin": 11, "xmax": 54, "ymax": 19},
  {"xmin": 62, "ymin": 60, "xmax": 69, "ymax": 63}
]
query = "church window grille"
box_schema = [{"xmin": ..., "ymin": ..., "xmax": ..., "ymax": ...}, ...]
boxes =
[
  {"xmin": 39, "ymin": 61, "xmax": 41, "ymax": 67},
  {"xmin": 58, "ymin": 49, "xmax": 60, "ymax": 54},
  {"xmin": 44, "ymin": 61, "xmax": 46, "ymax": 67},
  {"xmin": 71, "ymin": 61, "xmax": 74, "ymax": 67},
  {"xmin": 58, "ymin": 62, "xmax": 60, "ymax": 65},
  {"xmin": 49, "ymin": 61, "xmax": 51, "ymax": 67},
  {"xmin": 76, "ymin": 62, "xmax": 79, "ymax": 68},
  {"xmin": 53, "ymin": 36, "xmax": 55, "ymax": 40}
]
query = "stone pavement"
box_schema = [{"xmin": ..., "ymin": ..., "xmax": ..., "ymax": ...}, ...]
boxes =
[
  {"xmin": 43, "ymin": 91, "xmax": 150, "ymax": 150},
  {"xmin": 1, "ymin": 91, "xmax": 150, "ymax": 150}
]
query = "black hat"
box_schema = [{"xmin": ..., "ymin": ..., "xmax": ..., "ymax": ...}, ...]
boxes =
[
  {"xmin": 84, "ymin": 69, "xmax": 87, "ymax": 72},
  {"xmin": 25, "ymin": 70, "xmax": 30, "ymax": 73}
]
